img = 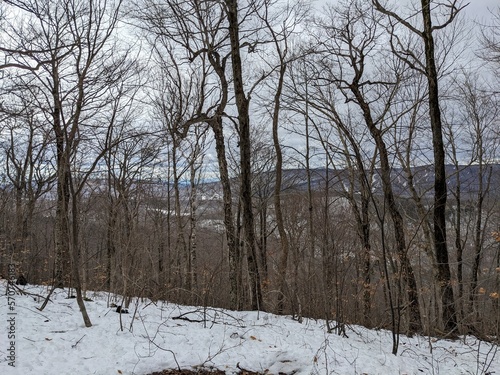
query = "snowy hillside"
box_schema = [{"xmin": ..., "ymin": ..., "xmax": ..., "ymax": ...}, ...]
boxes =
[{"xmin": 1, "ymin": 281, "xmax": 498, "ymax": 375}]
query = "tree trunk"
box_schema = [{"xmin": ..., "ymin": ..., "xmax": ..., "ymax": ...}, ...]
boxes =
[
  {"xmin": 354, "ymin": 88, "xmax": 422, "ymax": 333},
  {"xmin": 170, "ymin": 142, "xmax": 186, "ymax": 290},
  {"xmin": 53, "ymin": 64, "xmax": 70, "ymax": 289},
  {"xmin": 272, "ymin": 59, "xmax": 290, "ymax": 314},
  {"xmin": 421, "ymin": 0, "xmax": 457, "ymax": 333},
  {"xmin": 188, "ymin": 159, "xmax": 198, "ymax": 294},
  {"xmin": 211, "ymin": 118, "xmax": 240, "ymax": 309},
  {"xmin": 257, "ymin": 200, "xmax": 268, "ymax": 287},
  {"xmin": 69, "ymin": 177, "xmax": 92, "ymax": 327},
  {"xmin": 469, "ymin": 166, "xmax": 491, "ymax": 315},
  {"xmin": 225, "ymin": 0, "xmax": 262, "ymax": 310}
]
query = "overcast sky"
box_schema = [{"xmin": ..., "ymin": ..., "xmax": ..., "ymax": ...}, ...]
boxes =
[
  {"xmin": 464, "ymin": 0, "xmax": 498, "ymax": 20},
  {"xmin": 316, "ymin": 0, "xmax": 499, "ymax": 21}
]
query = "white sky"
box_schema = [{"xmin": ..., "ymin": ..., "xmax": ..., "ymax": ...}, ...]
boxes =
[
  {"xmin": 316, "ymin": 0, "xmax": 499, "ymax": 20},
  {"xmin": 462, "ymin": 0, "xmax": 498, "ymax": 20}
]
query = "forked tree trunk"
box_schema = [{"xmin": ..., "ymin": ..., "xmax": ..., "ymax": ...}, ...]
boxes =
[
  {"xmin": 225, "ymin": 0, "xmax": 262, "ymax": 310},
  {"xmin": 352, "ymin": 88, "xmax": 422, "ymax": 333}
]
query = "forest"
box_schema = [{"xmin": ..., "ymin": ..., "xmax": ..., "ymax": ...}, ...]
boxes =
[{"xmin": 0, "ymin": 0, "xmax": 499, "ymax": 352}]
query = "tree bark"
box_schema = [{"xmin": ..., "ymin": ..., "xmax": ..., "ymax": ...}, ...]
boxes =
[
  {"xmin": 188, "ymin": 159, "xmax": 198, "ymax": 294},
  {"xmin": 53, "ymin": 62, "xmax": 71, "ymax": 289},
  {"xmin": 273, "ymin": 62, "xmax": 290, "ymax": 314},
  {"xmin": 356, "ymin": 95, "xmax": 422, "ymax": 333},
  {"xmin": 69, "ymin": 176, "xmax": 92, "ymax": 327},
  {"xmin": 225, "ymin": 0, "xmax": 262, "ymax": 310},
  {"xmin": 420, "ymin": 0, "xmax": 457, "ymax": 333},
  {"xmin": 211, "ymin": 118, "xmax": 240, "ymax": 309}
]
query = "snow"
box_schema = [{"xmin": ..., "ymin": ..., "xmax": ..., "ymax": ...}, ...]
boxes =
[{"xmin": 1, "ymin": 281, "xmax": 498, "ymax": 375}]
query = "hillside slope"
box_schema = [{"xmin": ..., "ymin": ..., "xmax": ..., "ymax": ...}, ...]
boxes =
[{"xmin": 1, "ymin": 281, "xmax": 498, "ymax": 375}]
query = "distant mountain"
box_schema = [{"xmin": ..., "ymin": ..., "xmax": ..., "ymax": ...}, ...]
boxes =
[{"xmin": 198, "ymin": 164, "xmax": 500, "ymax": 200}]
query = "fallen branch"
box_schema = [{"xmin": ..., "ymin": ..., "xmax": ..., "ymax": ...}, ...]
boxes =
[
  {"xmin": 38, "ymin": 285, "xmax": 57, "ymax": 311},
  {"xmin": 9, "ymin": 282, "xmax": 47, "ymax": 300},
  {"xmin": 172, "ymin": 313, "xmax": 204, "ymax": 323},
  {"xmin": 172, "ymin": 308, "xmax": 245, "ymax": 327}
]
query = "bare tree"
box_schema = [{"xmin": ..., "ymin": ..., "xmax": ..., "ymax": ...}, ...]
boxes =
[
  {"xmin": 2, "ymin": 0, "xmax": 138, "ymax": 327},
  {"xmin": 224, "ymin": 0, "xmax": 264, "ymax": 310},
  {"xmin": 303, "ymin": 1, "xmax": 422, "ymax": 339},
  {"xmin": 390, "ymin": 73, "xmax": 440, "ymax": 332},
  {"xmin": 450, "ymin": 72, "xmax": 499, "ymax": 319},
  {"xmin": 480, "ymin": 6, "xmax": 500, "ymax": 76},
  {"xmin": 0, "ymin": 100, "xmax": 55, "ymax": 276},
  {"xmin": 285, "ymin": 51, "xmax": 379, "ymax": 327},
  {"xmin": 253, "ymin": 0, "xmax": 308, "ymax": 313},
  {"xmin": 186, "ymin": 126, "xmax": 209, "ymax": 294},
  {"xmin": 372, "ymin": 0, "xmax": 467, "ymax": 334},
  {"xmin": 136, "ymin": 0, "xmax": 281, "ymax": 310},
  {"xmin": 104, "ymin": 127, "xmax": 161, "ymax": 300}
]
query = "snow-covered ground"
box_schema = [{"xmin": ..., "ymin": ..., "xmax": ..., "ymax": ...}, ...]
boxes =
[{"xmin": 1, "ymin": 281, "xmax": 498, "ymax": 375}]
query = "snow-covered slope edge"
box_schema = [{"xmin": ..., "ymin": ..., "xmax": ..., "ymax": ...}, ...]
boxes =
[{"xmin": 0, "ymin": 281, "xmax": 498, "ymax": 375}]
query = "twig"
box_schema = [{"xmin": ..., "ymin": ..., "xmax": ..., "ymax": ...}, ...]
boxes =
[
  {"xmin": 9, "ymin": 282, "xmax": 48, "ymax": 301},
  {"xmin": 19, "ymin": 306, "xmax": 51, "ymax": 321},
  {"xmin": 129, "ymin": 297, "xmax": 141, "ymax": 332},
  {"xmin": 72, "ymin": 334, "xmax": 86, "ymax": 349},
  {"xmin": 136, "ymin": 310, "xmax": 181, "ymax": 371},
  {"xmin": 146, "ymin": 339, "xmax": 181, "ymax": 371}
]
